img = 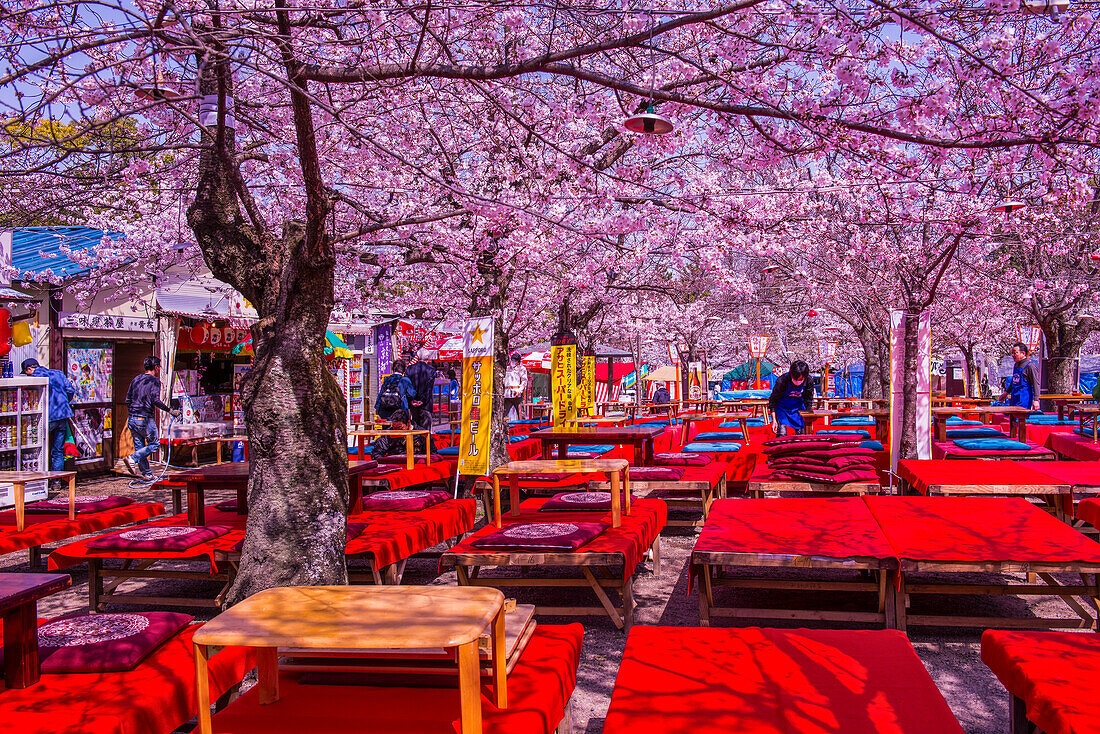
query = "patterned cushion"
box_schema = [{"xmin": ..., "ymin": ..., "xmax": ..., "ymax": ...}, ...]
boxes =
[
  {"xmin": 627, "ymin": 467, "xmax": 686, "ymax": 482},
  {"xmin": 37, "ymin": 612, "xmax": 193, "ymax": 672},
  {"xmin": 816, "ymin": 429, "xmax": 872, "ymax": 440},
  {"xmin": 86, "ymin": 524, "xmax": 232, "ymax": 551},
  {"xmin": 27, "ymin": 495, "xmax": 134, "ymax": 514},
  {"xmin": 359, "ymin": 490, "xmax": 451, "ymax": 511},
  {"xmin": 771, "ymin": 468, "xmax": 880, "ymax": 485},
  {"xmin": 470, "ymin": 521, "xmax": 606, "ymax": 551},
  {"xmin": 539, "ymin": 491, "xmax": 632, "ymax": 512},
  {"xmin": 654, "ymin": 453, "xmax": 714, "ymax": 467}
]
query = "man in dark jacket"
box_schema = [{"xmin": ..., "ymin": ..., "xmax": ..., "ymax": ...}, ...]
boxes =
[
  {"xmin": 403, "ymin": 348, "xmax": 437, "ymax": 430},
  {"xmin": 123, "ymin": 356, "xmax": 181, "ymax": 480},
  {"xmin": 999, "ymin": 342, "xmax": 1041, "ymax": 411},
  {"xmin": 768, "ymin": 361, "xmax": 815, "ymax": 436},
  {"xmin": 21, "ymin": 358, "xmax": 76, "ymax": 474}
]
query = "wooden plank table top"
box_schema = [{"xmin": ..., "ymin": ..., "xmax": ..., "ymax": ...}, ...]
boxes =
[
  {"xmin": 0, "ymin": 572, "xmax": 72, "ymax": 688},
  {"xmin": 349, "ymin": 429, "xmax": 431, "ymax": 470},
  {"xmin": 192, "ymin": 585, "xmax": 507, "ymax": 734},
  {"xmin": 535, "ymin": 424, "xmax": 664, "ymax": 465},
  {"xmin": 492, "ymin": 458, "xmax": 630, "ymax": 528},
  {"xmin": 172, "ymin": 463, "xmax": 249, "ymax": 526},
  {"xmin": 897, "ymin": 459, "xmax": 1070, "ymax": 496},
  {"xmin": 0, "ymin": 470, "xmax": 77, "ymax": 530}
]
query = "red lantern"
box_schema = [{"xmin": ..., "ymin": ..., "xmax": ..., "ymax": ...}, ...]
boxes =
[
  {"xmin": 0, "ymin": 308, "xmax": 11, "ymax": 357},
  {"xmin": 807, "ymin": 309, "xmax": 818, "ymax": 317},
  {"xmin": 189, "ymin": 323, "xmax": 209, "ymax": 344}
]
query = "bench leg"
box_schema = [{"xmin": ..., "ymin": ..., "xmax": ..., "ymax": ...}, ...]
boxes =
[
  {"xmin": 698, "ymin": 564, "xmax": 713, "ymax": 627},
  {"xmin": 555, "ymin": 696, "xmax": 574, "ymax": 734},
  {"xmin": 1010, "ymin": 693, "xmax": 1033, "ymax": 734},
  {"xmin": 622, "ymin": 575, "xmax": 634, "ymax": 631},
  {"xmin": 88, "ymin": 559, "xmax": 103, "ymax": 612},
  {"xmin": 650, "ymin": 537, "xmax": 661, "ymax": 576}
]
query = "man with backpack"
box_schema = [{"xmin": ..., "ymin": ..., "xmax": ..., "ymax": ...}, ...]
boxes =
[
  {"xmin": 403, "ymin": 348, "xmax": 437, "ymax": 430},
  {"xmin": 375, "ymin": 359, "xmax": 413, "ymax": 421}
]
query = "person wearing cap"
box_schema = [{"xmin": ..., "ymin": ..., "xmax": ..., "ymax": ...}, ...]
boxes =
[
  {"xmin": 502, "ymin": 351, "xmax": 529, "ymax": 420},
  {"xmin": 21, "ymin": 358, "xmax": 76, "ymax": 474}
]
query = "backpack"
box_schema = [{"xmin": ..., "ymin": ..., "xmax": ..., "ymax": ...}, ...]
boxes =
[{"xmin": 376, "ymin": 374, "xmax": 404, "ymax": 415}]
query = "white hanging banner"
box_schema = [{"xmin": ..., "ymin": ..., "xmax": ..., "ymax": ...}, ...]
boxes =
[{"xmin": 890, "ymin": 310, "xmax": 931, "ymax": 475}]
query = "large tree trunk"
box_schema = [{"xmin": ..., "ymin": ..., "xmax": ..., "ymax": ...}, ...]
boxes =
[
  {"xmin": 1041, "ymin": 317, "xmax": 1096, "ymax": 395},
  {"xmin": 187, "ymin": 47, "xmax": 347, "ymax": 603},
  {"xmin": 856, "ymin": 327, "xmax": 885, "ymax": 400},
  {"xmin": 899, "ymin": 312, "xmax": 920, "ymax": 459}
]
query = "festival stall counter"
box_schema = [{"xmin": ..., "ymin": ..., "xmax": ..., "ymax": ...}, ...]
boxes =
[{"xmin": 0, "ymin": 377, "xmax": 48, "ymax": 502}]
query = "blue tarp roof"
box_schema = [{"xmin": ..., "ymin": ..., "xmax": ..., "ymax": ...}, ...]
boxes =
[{"xmin": 12, "ymin": 227, "xmax": 120, "ymax": 278}]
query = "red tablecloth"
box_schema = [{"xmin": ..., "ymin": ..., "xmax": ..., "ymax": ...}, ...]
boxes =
[
  {"xmin": 931, "ymin": 440, "xmax": 1054, "ymax": 460},
  {"xmin": 507, "ymin": 437, "xmax": 542, "ymax": 461},
  {"xmin": 634, "ymin": 461, "xmax": 727, "ymax": 493},
  {"xmin": 0, "ymin": 625, "xmax": 253, "ymax": 734},
  {"xmin": 604, "ymin": 626, "xmax": 963, "ymax": 734},
  {"xmin": 864, "ymin": 495, "xmax": 1100, "ymax": 565},
  {"xmin": 982, "ymin": 630, "xmax": 1100, "ymax": 734},
  {"xmin": 363, "ymin": 460, "xmax": 457, "ymax": 490},
  {"xmin": 692, "ymin": 497, "xmax": 895, "ymax": 564},
  {"xmin": 48, "ymin": 507, "xmax": 246, "ymax": 572},
  {"xmin": 0, "ymin": 502, "xmax": 165, "ymax": 556},
  {"xmin": 344, "ymin": 499, "xmax": 476, "ymax": 568},
  {"xmin": 897, "ymin": 459, "xmax": 1067, "ymax": 496},
  {"xmin": 1016, "ymin": 461, "xmax": 1100, "ymax": 492},
  {"xmin": 208, "ymin": 624, "xmax": 582, "ymax": 734},
  {"xmin": 444, "ymin": 498, "xmax": 667, "ymax": 578},
  {"xmin": 1049, "ymin": 432, "xmax": 1100, "ymax": 462},
  {"xmin": 1076, "ymin": 498, "xmax": 1100, "ymax": 527}
]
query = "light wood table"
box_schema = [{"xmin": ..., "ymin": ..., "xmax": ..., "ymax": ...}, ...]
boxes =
[
  {"xmin": 522, "ymin": 403, "xmax": 553, "ymax": 421},
  {"xmin": 1062, "ymin": 403, "xmax": 1100, "ymax": 440},
  {"xmin": 564, "ymin": 416, "xmax": 631, "ymax": 428},
  {"xmin": 491, "ymin": 459, "xmax": 630, "ymax": 528},
  {"xmin": 215, "ymin": 436, "xmax": 249, "ymax": 464},
  {"xmin": 0, "ymin": 470, "xmax": 77, "ymax": 531},
  {"xmin": 349, "ymin": 429, "xmax": 431, "ymax": 469},
  {"xmin": 193, "ymin": 585, "xmax": 508, "ymax": 734},
  {"xmin": 798, "ymin": 409, "xmax": 889, "ymax": 440},
  {"xmin": 931, "ymin": 406, "xmax": 1032, "ymax": 442},
  {"xmin": 680, "ymin": 412, "xmax": 751, "ymax": 446}
]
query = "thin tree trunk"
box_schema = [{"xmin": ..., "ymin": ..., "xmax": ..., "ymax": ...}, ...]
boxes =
[{"xmin": 899, "ymin": 312, "xmax": 919, "ymax": 459}]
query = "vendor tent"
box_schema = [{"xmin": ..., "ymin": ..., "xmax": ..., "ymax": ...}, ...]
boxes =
[{"xmin": 723, "ymin": 359, "xmax": 776, "ymax": 382}]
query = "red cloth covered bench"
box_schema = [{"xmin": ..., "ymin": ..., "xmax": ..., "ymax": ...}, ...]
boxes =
[
  {"xmin": 982, "ymin": 629, "xmax": 1100, "ymax": 734},
  {"xmin": 1049, "ymin": 432, "xmax": 1100, "ymax": 461},
  {"xmin": 359, "ymin": 459, "xmax": 457, "ymax": 491},
  {"xmin": 207, "ymin": 624, "xmax": 582, "ymax": 734},
  {"xmin": 604, "ymin": 626, "xmax": 963, "ymax": 733},
  {"xmin": 507, "ymin": 437, "xmax": 542, "ymax": 461},
  {"xmin": 0, "ymin": 502, "xmax": 165, "ymax": 558},
  {"xmin": 1076, "ymin": 498, "xmax": 1100, "ymax": 528},
  {"xmin": 0, "ymin": 624, "xmax": 253, "ymax": 734},
  {"xmin": 441, "ymin": 498, "xmax": 667, "ymax": 629}
]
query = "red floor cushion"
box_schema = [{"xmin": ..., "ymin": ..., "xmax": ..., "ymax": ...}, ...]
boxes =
[
  {"xmin": 470, "ymin": 521, "xmax": 606, "ymax": 551},
  {"xmin": 628, "ymin": 467, "xmax": 685, "ymax": 481},
  {"xmin": 772, "ymin": 468, "xmax": 880, "ymax": 484},
  {"xmin": 359, "ymin": 490, "xmax": 451, "ymax": 511},
  {"xmin": 539, "ymin": 491, "xmax": 631, "ymax": 512},
  {"xmin": 37, "ymin": 612, "xmax": 193, "ymax": 673},
  {"xmin": 654, "ymin": 453, "xmax": 713, "ymax": 467},
  {"xmin": 27, "ymin": 496, "xmax": 134, "ymax": 514},
  {"xmin": 86, "ymin": 524, "xmax": 232, "ymax": 552}
]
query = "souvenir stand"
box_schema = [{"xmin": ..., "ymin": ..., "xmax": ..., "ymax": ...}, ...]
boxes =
[{"xmin": 0, "ymin": 375, "xmax": 48, "ymax": 507}]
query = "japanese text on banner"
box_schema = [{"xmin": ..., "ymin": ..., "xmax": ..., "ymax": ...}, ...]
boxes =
[
  {"xmin": 551, "ymin": 340, "xmax": 577, "ymax": 427},
  {"xmin": 458, "ymin": 317, "xmax": 494, "ymax": 476}
]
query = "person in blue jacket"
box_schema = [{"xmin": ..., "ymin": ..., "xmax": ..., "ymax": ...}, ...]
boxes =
[
  {"xmin": 21, "ymin": 358, "xmax": 75, "ymax": 474},
  {"xmin": 374, "ymin": 359, "xmax": 414, "ymax": 420},
  {"xmin": 768, "ymin": 360, "xmax": 815, "ymax": 436},
  {"xmin": 999, "ymin": 342, "xmax": 1041, "ymax": 411}
]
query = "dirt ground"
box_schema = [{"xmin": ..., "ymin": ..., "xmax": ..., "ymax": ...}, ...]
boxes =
[{"xmin": 6, "ymin": 470, "xmax": 1095, "ymax": 733}]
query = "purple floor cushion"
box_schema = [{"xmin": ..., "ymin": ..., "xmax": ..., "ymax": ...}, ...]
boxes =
[
  {"xmin": 539, "ymin": 491, "xmax": 631, "ymax": 512},
  {"xmin": 214, "ymin": 499, "xmax": 239, "ymax": 512},
  {"xmin": 772, "ymin": 468, "xmax": 881, "ymax": 484},
  {"xmin": 37, "ymin": 612, "xmax": 193, "ymax": 673},
  {"xmin": 359, "ymin": 490, "xmax": 451, "ymax": 511},
  {"xmin": 86, "ymin": 524, "xmax": 233, "ymax": 551},
  {"xmin": 628, "ymin": 467, "xmax": 685, "ymax": 482},
  {"xmin": 654, "ymin": 452, "xmax": 714, "ymax": 467},
  {"xmin": 378, "ymin": 454, "xmax": 445, "ymax": 465},
  {"xmin": 471, "ymin": 521, "xmax": 606, "ymax": 551},
  {"xmin": 27, "ymin": 495, "xmax": 134, "ymax": 514},
  {"xmin": 361, "ymin": 466, "xmax": 403, "ymax": 477}
]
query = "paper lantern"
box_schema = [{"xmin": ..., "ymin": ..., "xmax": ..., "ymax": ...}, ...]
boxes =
[
  {"xmin": 11, "ymin": 320, "xmax": 31, "ymax": 347},
  {"xmin": 189, "ymin": 324, "xmax": 208, "ymax": 344},
  {"xmin": 208, "ymin": 327, "xmax": 222, "ymax": 345},
  {"xmin": 222, "ymin": 327, "xmax": 236, "ymax": 345},
  {"xmin": 0, "ymin": 309, "xmax": 10, "ymax": 357},
  {"xmin": 807, "ymin": 309, "xmax": 818, "ymax": 317}
]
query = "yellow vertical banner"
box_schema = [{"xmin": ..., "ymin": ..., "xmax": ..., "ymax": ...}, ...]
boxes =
[
  {"xmin": 551, "ymin": 337, "xmax": 577, "ymax": 427},
  {"xmin": 580, "ymin": 354, "xmax": 596, "ymax": 416},
  {"xmin": 458, "ymin": 317, "xmax": 494, "ymax": 476}
]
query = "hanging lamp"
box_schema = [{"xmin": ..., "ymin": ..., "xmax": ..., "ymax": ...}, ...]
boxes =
[
  {"xmin": 991, "ymin": 200, "xmax": 1027, "ymax": 214},
  {"xmin": 624, "ymin": 103, "xmax": 674, "ymax": 135}
]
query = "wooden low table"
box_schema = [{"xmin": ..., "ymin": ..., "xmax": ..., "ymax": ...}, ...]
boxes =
[
  {"xmin": 491, "ymin": 459, "xmax": 630, "ymax": 528},
  {"xmin": 564, "ymin": 416, "xmax": 631, "ymax": 428},
  {"xmin": 192, "ymin": 585, "xmax": 508, "ymax": 734},
  {"xmin": 932, "ymin": 406, "xmax": 1032, "ymax": 442},
  {"xmin": 523, "ymin": 403, "xmax": 553, "ymax": 421},
  {"xmin": 680, "ymin": 413, "xmax": 751, "ymax": 445},
  {"xmin": 1064, "ymin": 404, "xmax": 1100, "ymax": 440},
  {"xmin": 535, "ymin": 424, "xmax": 663, "ymax": 466},
  {"xmin": 171, "ymin": 463, "xmax": 250, "ymax": 526},
  {"xmin": 0, "ymin": 470, "xmax": 77, "ymax": 531},
  {"xmin": 896, "ymin": 459, "xmax": 1072, "ymax": 519},
  {"xmin": 215, "ymin": 436, "xmax": 249, "ymax": 464},
  {"xmin": 349, "ymin": 429, "xmax": 431, "ymax": 469},
  {"xmin": 0, "ymin": 572, "xmax": 72, "ymax": 688}
]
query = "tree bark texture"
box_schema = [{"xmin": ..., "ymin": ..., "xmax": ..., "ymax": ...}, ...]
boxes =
[
  {"xmin": 899, "ymin": 312, "xmax": 919, "ymax": 460},
  {"xmin": 187, "ymin": 48, "xmax": 347, "ymax": 603},
  {"xmin": 1040, "ymin": 316, "xmax": 1097, "ymax": 395}
]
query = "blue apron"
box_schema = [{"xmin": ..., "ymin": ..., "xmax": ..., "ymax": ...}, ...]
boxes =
[
  {"xmin": 775, "ymin": 383, "xmax": 805, "ymax": 430},
  {"xmin": 1008, "ymin": 360, "xmax": 1033, "ymax": 407}
]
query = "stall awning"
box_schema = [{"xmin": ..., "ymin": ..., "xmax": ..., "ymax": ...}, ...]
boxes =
[{"xmin": 156, "ymin": 279, "xmax": 257, "ymax": 323}]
